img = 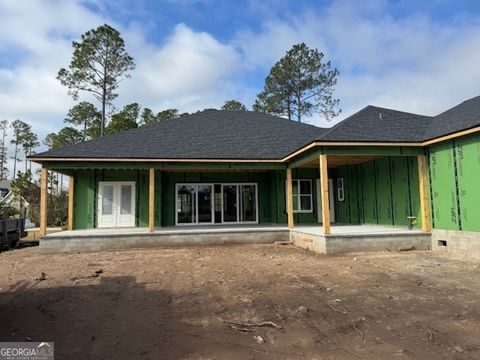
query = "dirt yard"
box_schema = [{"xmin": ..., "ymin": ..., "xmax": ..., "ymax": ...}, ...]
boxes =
[{"xmin": 0, "ymin": 245, "xmax": 479, "ymax": 360}]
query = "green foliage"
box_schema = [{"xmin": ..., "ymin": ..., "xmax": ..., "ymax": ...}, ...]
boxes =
[
  {"xmin": 57, "ymin": 24, "xmax": 135, "ymax": 136},
  {"xmin": 140, "ymin": 108, "xmax": 179, "ymax": 126},
  {"xmin": 105, "ymin": 103, "xmax": 140, "ymax": 135},
  {"xmin": 254, "ymin": 43, "xmax": 340, "ymax": 122},
  {"xmin": 65, "ymin": 101, "xmax": 102, "ymax": 140},
  {"xmin": 44, "ymin": 127, "xmax": 84, "ymax": 150},
  {"xmin": 156, "ymin": 108, "xmax": 179, "ymax": 122},
  {"xmin": 10, "ymin": 170, "xmax": 32, "ymax": 213},
  {"xmin": 10, "ymin": 119, "xmax": 30, "ymax": 178},
  {"xmin": 140, "ymin": 108, "xmax": 157, "ymax": 125},
  {"xmin": 221, "ymin": 100, "xmax": 247, "ymax": 111}
]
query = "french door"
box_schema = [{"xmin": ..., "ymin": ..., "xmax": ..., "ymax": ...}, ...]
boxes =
[
  {"xmin": 98, "ymin": 182, "xmax": 136, "ymax": 228},
  {"xmin": 175, "ymin": 183, "xmax": 258, "ymax": 225}
]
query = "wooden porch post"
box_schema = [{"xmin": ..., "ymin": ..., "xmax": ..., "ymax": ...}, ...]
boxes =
[
  {"xmin": 39, "ymin": 167, "xmax": 48, "ymax": 236},
  {"xmin": 67, "ymin": 175, "xmax": 74, "ymax": 230},
  {"xmin": 286, "ymin": 168, "xmax": 294, "ymax": 229},
  {"xmin": 148, "ymin": 168, "xmax": 155, "ymax": 233},
  {"xmin": 319, "ymin": 155, "xmax": 331, "ymax": 235},
  {"xmin": 417, "ymin": 154, "xmax": 431, "ymax": 232}
]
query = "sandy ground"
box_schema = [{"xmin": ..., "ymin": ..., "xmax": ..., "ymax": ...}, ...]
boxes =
[{"xmin": 0, "ymin": 244, "xmax": 479, "ymax": 360}]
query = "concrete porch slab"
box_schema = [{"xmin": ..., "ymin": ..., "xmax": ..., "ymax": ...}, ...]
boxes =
[
  {"xmin": 40, "ymin": 225, "xmax": 289, "ymax": 253},
  {"xmin": 291, "ymin": 225, "xmax": 431, "ymax": 254},
  {"xmin": 40, "ymin": 224, "xmax": 432, "ymax": 254}
]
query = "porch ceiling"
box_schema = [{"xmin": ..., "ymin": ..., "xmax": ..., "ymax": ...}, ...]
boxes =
[{"xmin": 299, "ymin": 155, "xmax": 380, "ymax": 168}]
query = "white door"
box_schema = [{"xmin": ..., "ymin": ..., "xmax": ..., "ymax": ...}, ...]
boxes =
[
  {"xmin": 98, "ymin": 182, "xmax": 136, "ymax": 228},
  {"xmin": 316, "ymin": 179, "xmax": 335, "ymax": 223}
]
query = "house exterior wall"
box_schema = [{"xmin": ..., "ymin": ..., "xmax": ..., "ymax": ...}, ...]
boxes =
[
  {"xmin": 428, "ymin": 132, "xmax": 480, "ymax": 232},
  {"xmin": 74, "ymin": 169, "xmax": 151, "ymax": 229},
  {"xmin": 333, "ymin": 156, "xmax": 421, "ymax": 228},
  {"xmin": 72, "ymin": 168, "xmax": 322, "ymax": 230},
  {"xmin": 428, "ymin": 132, "xmax": 480, "ymax": 258}
]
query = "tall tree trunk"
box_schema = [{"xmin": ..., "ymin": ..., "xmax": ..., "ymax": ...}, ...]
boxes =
[
  {"xmin": 297, "ymin": 93, "xmax": 302, "ymax": 122},
  {"xmin": 101, "ymin": 62, "xmax": 107, "ymax": 137},
  {"xmin": 0, "ymin": 128, "xmax": 5, "ymax": 180},
  {"xmin": 12, "ymin": 140, "xmax": 18, "ymax": 180}
]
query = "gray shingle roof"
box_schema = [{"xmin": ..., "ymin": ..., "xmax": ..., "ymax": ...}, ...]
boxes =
[
  {"xmin": 422, "ymin": 96, "xmax": 480, "ymax": 141},
  {"xmin": 31, "ymin": 96, "xmax": 480, "ymax": 161},
  {"xmin": 31, "ymin": 110, "xmax": 328, "ymax": 160},
  {"xmin": 319, "ymin": 106, "xmax": 432, "ymax": 142}
]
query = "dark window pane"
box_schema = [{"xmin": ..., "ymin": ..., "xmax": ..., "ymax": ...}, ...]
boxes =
[
  {"xmin": 223, "ymin": 185, "xmax": 237, "ymax": 222},
  {"xmin": 177, "ymin": 185, "xmax": 196, "ymax": 224},
  {"xmin": 198, "ymin": 185, "xmax": 212, "ymax": 223},
  {"xmin": 300, "ymin": 195, "xmax": 311, "ymax": 211},
  {"xmin": 300, "ymin": 180, "xmax": 311, "ymax": 195},
  {"xmin": 240, "ymin": 185, "xmax": 256, "ymax": 222}
]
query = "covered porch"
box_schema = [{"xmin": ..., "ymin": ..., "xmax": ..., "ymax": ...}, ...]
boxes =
[
  {"xmin": 35, "ymin": 143, "xmax": 433, "ymax": 254},
  {"xmin": 284, "ymin": 145, "xmax": 432, "ymax": 235}
]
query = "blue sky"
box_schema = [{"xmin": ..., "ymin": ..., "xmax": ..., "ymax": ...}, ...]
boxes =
[{"xmin": 2, "ymin": 0, "xmax": 480, "ymax": 162}]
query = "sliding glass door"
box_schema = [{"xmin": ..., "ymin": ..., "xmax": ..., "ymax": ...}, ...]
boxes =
[
  {"xmin": 176, "ymin": 183, "xmax": 258, "ymax": 225},
  {"xmin": 176, "ymin": 184, "xmax": 213, "ymax": 225},
  {"xmin": 221, "ymin": 184, "xmax": 258, "ymax": 224}
]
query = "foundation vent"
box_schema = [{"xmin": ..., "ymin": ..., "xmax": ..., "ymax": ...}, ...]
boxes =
[{"xmin": 438, "ymin": 240, "xmax": 448, "ymax": 247}]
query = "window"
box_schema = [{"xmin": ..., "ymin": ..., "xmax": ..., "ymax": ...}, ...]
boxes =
[
  {"xmin": 289, "ymin": 179, "xmax": 313, "ymax": 213},
  {"xmin": 176, "ymin": 183, "xmax": 258, "ymax": 225},
  {"xmin": 337, "ymin": 178, "xmax": 345, "ymax": 202}
]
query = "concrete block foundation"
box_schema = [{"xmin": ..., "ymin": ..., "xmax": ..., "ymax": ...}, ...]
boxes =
[
  {"xmin": 40, "ymin": 227, "xmax": 289, "ymax": 253},
  {"xmin": 291, "ymin": 229, "xmax": 431, "ymax": 255},
  {"xmin": 432, "ymin": 229, "xmax": 480, "ymax": 260}
]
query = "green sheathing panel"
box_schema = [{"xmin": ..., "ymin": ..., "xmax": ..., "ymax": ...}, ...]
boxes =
[
  {"xmin": 407, "ymin": 157, "xmax": 422, "ymax": 229},
  {"xmin": 347, "ymin": 166, "xmax": 361, "ymax": 224},
  {"xmin": 361, "ymin": 160, "xmax": 378, "ymax": 224},
  {"xmin": 390, "ymin": 157, "xmax": 412, "ymax": 226},
  {"xmin": 73, "ymin": 170, "xmax": 149, "ymax": 229},
  {"xmin": 375, "ymin": 158, "xmax": 393, "ymax": 225},
  {"xmin": 270, "ymin": 170, "xmax": 287, "ymax": 224},
  {"xmin": 429, "ymin": 141, "xmax": 459, "ymax": 230},
  {"xmin": 73, "ymin": 170, "xmax": 96, "ymax": 229},
  {"xmin": 154, "ymin": 171, "xmax": 162, "ymax": 228},
  {"xmin": 455, "ymin": 133, "xmax": 480, "ymax": 231},
  {"xmin": 333, "ymin": 156, "xmax": 420, "ymax": 227},
  {"xmin": 333, "ymin": 166, "xmax": 350, "ymax": 223},
  {"xmin": 333, "ymin": 164, "xmax": 366, "ymax": 225}
]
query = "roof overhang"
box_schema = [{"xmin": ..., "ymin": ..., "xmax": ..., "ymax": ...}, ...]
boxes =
[{"xmin": 29, "ymin": 125, "xmax": 480, "ymax": 167}]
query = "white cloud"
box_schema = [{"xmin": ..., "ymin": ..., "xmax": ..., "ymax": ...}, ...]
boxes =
[
  {"xmin": 234, "ymin": 0, "xmax": 480, "ymax": 126},
  {"xmin": 1, "ymin": 0, "xmax": 480, "ymax": 179},
  {"xmin": 119, "ymin": 23, "xmax": 242, "ymax": 112}
]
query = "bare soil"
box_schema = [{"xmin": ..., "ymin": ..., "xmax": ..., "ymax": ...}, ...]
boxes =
[{"xmin": 1, "ymin": 244, "xmax": 479, "ymax": 359}]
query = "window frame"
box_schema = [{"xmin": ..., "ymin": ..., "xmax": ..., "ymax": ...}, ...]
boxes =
[
  {"xmin": 337, "ymin": 177, "xmax": 345, "ymax": 202},
  {"xmin": 287, "ymin": 179, "xmax": 313, "ymax": 214}
]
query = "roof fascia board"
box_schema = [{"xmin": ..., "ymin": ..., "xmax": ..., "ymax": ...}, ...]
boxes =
[
  {"xmin": 422, "ymin": 126, "xmax": 480, "ymax": 146},
  {"xmin": 42, "ymin": 161, "xmax": 286, "ymax": 171}
]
